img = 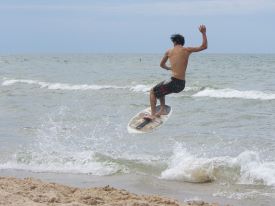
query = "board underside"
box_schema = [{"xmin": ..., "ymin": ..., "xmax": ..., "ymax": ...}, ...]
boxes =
[{"xmin": 128, "ymin": 105, "xmax": 172, "ymax": 133}]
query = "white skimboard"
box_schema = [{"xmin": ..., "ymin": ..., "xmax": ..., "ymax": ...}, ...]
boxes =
[{"xmin": 127, "ymin": 105, "xmax": 172, "ymax": 134}]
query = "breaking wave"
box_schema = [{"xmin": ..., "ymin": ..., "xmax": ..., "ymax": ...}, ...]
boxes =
[
  {"xmin": 1, "ymin": 78, "xmax": 199, "ymax": 93},
  {"xmin": 2, "ymin": 78, "xmax": 126, "ymax": 90},
  {"xmin": 193, "ymin": 88, "xmax": 275, "ymax": 100},
  {"xmin": 160, "ymin": 143, "xmax": 275, "ymax": 186}
]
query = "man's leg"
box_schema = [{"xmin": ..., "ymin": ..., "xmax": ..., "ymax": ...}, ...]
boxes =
[
  {"xmin": 149, "ymin": 89, "xmax": 157, "ymax": 117},
  {"xmin": 160, "ymin": 96, "xmax": 165, "ymax": 108},
  {"xmin": 145, "ymin": 80, "xmax": 168, "ymax": 120},
  {"xmin": 156, "ymin": 96, "xmax": 168, "ymax": 116}
]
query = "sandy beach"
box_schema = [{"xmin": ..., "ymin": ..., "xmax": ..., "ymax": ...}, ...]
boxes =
[{"xmin": 0, "ymin": 176, "xmax": 220, "ymax": 206}]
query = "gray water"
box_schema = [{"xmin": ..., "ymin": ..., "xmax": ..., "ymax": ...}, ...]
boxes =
[{"xmin": 0, "ymin": 54, "xmax": 275, "ymax": 205}]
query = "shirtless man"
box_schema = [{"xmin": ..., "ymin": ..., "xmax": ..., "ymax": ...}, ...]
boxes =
[{"xmin": 145, "ymin": 25, "xmax": 208, "ymax": 120}]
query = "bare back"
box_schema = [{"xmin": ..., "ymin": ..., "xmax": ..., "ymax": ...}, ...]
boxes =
[
  {"xmin": 160, "ymin": 25, "xmax": 208, "ymax": 80},
  {"xmin": 167, "ymin": 46, "xmax": 190, "ymax": 80}
]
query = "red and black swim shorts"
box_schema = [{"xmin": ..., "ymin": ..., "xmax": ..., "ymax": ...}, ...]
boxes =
[{"xmin": 153, "ymin": 77, "xmax": 185, "ymax": 99}]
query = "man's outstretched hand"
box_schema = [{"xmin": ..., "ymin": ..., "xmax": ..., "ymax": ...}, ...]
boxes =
[{"xmin": 199, "ymin": 25, "xmax": 206, "ymax": 34}]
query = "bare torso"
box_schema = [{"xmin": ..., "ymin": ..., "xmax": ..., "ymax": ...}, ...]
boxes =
[
  {"xmin": 147, "ymin": 25, "xmax": 207, "ymax": 118},
  {"xmin": 167, "ymin": 45, "xmax": 191, "ymax": 80}
]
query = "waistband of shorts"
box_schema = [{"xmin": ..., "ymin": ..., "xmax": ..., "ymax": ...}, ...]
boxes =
[{"xmin": 171, "ymin": 77, "xmax": 185, "ymax": 82}]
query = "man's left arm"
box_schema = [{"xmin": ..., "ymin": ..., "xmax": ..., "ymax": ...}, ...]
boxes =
[{"xmin": 160, "ymin": 50, "xmax": 171, "ymax": 70}]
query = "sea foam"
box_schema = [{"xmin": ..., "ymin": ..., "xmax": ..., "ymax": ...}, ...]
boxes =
[
  {"xmin": 1, "ymin": 78, "xmax": 198, "ymax": 94},
  {"xmin": 0, "ymin": 151, "xmax": 121, "ymax": 175},
  {"xmin": 0, "ymin": 106, "xmax": 127, "ymax": 176},
  {"xmin": 2, "ymin": 78, "xmax": 275, "ymax": 101},
  {"xmin": 193, "ymin": 88, "xmax": 275, "ymax": 100},
  {"xmin": 2, "ymin": 78, "xmax": 126, "ymax": 90},
  {"xmin": 160, "ymin": 143, "xmax": 275, "ymax": 186}
]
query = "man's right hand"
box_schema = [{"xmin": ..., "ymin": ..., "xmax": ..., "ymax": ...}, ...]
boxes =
[
  {"xmin": 186, "ymin": 25, "xmax": 208, "ymax": 53},
  {"xmin": 199, "ymin": 25, "xmax": 206, "ymax": 34}
]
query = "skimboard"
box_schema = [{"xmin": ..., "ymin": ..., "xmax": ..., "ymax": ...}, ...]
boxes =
[{"xmin": 127, "ymin": 105, "xmax": 172, "ymax": 134}]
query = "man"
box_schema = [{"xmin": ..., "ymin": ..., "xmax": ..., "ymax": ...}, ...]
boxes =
[{"xmin": 144, "ymin": 25, "xmax": 208, "ymax": 120}]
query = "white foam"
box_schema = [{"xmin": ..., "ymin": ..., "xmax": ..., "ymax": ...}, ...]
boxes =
[
  {"xmin": 1, "ymin": 78, "xmax": 202, "ymax": 95},
  {"xmin": 213, "ymin": 190, "xmax": 261, "ymax": 200},
  {"xmin": 0, "ymin": 107, "xmax": 128, "ymax": 175},
  {"xmin": 2, "ymin": 79, "xmax": 38, "ymax": 86},
  {"xmin": 160, "ymin": 143, "xmax": 217, "ymax": 183},
  {"xmin": 2, "ymin": 78, "xmax": 127, "ymax": 91},
  {"xmin": 234, "ymin": 151, "xmax": 275, "ymax": 186},
  {"xmin": 129, "ymin": 84, "xmax": 152, "ymax": 93},
  {"xmin": 160, "ymin": 143, "xmax": 275, "ymax": 186},
  {"xmin": 184, "ymin": 86, "xmax": 202, "ymax": 92},
  {"xmin": 193, "ymin": 88, "xmax": 275, "ymax": 100},
  {"xmin": 213, "ymin": 189, "xmax": 275, "ymax": 200},
  {"xmin": 0, "ymin": 151, "xmax": 121, "ymax": 175}
]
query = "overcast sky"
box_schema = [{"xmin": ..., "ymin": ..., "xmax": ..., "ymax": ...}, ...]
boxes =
[{"xmin": 0, "ymin": 0, "xmax": 275, "ymax": 53}]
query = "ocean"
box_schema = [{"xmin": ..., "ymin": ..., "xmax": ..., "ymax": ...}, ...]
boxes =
[{"xmin": 0, "ymin": 54, "xmax": 275, "ymax": 205}]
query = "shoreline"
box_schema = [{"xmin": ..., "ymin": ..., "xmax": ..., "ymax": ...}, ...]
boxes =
[
  {"xmin": 0, "ymin": 176, "xmax": 220, "ymax": 206},
  {"xmin": 0, "ymin": 170, "xmax": 236, "ymax": 205}
]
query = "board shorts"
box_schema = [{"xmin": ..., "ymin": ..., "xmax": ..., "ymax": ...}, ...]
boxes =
[{"xmin": 153, "ymin": 77, "xmax": 185, "ymax": 99}]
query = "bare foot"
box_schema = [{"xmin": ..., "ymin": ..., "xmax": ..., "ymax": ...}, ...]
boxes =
[
  {"xmin": 143, "ymin": 114, "xmax": 157, "ymax": 121},
  {"xmin": 155, "ymin": 110, "xmax": 168, "ymax": 117}
]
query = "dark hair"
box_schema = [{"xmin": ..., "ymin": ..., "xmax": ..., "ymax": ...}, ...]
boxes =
[{"xmin": 170, "ymin": 34, "xmax": 185, "ymax": 46}]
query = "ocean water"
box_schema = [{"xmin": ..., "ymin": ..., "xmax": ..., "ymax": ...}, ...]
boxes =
[{"xmin": 0, "ymin": 54, "xmax": 275, "ymax": 205}]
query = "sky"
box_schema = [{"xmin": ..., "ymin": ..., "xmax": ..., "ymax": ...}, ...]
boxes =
[{"xmin": 0, "ymin": 0, "xmax": 275, "ymax": 53}]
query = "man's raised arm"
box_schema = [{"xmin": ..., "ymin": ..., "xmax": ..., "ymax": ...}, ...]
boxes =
[{"xmin": 187, "ymin": 25, "xmax": 208, "ymax": 53}]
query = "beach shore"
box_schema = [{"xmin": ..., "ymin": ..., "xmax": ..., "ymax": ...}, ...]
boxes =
[{"xmin": 0, "ymin": 176, "xmax": 220, "ymax": 206}]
